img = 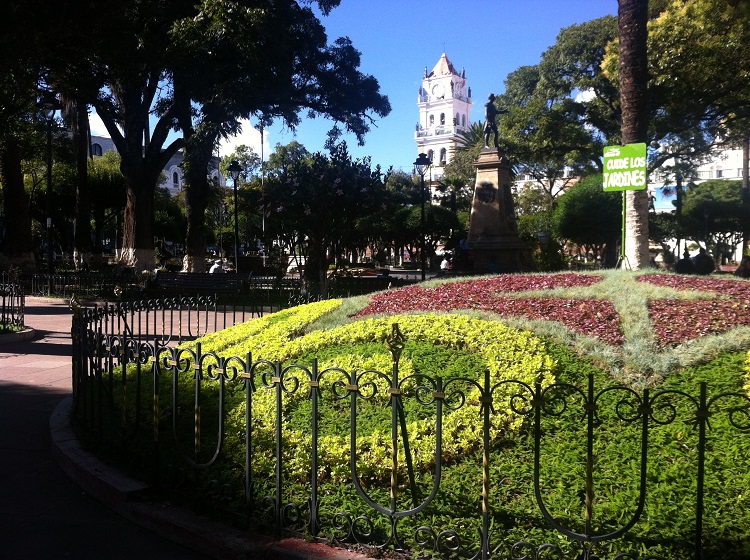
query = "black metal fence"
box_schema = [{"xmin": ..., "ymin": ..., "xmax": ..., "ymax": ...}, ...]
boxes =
[
  {"xmin": 32, "ymin": 271, "xmax": 417, "ymax": 303},
  {"xmin": 0, "ymin": 274, "xmax": 24, "ymax": 330},
  {"xmin": 70, "ymin": 298, "xmax": 750, "ymax": 560},
  {"xmin": 31, "ymin": 271, "xmax": 145, "ymax": 299}
]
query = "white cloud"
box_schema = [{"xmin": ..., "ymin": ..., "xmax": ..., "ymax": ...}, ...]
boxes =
[
  {"xmin": 88, "ymin": 112, "xmax": 270, "ymax": 160},
  {"xmin": 89, "ymin": 111, "xmax": 110, "ymax": 138},
  {"xmin": 575, "ymin": 88, "xmax": 596, "ymax": 103},
  {"xmin": 219, "ymin": 119, "xmax": 270, "ymax": 159}
]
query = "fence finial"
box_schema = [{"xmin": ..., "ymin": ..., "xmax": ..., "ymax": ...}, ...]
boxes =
[
  {"xmin": 387, "ymin": 323, "xmax": 405, "ymax": 365},
  {"xmin": 69, "ymin": 293, "xmax": 81, "ymax": 317}
]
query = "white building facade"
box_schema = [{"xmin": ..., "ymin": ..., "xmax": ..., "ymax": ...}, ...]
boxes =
[
  {"xmin": 90, "ymin": 135, "xmax": 225, "ymax": 196},
  {"xmin": 415, "ymin": 53, "xmax": 472, "ymax": 184}
]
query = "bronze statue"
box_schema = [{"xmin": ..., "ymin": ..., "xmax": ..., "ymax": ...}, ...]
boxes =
[{"xmin": 483, "ymin": 93, "xmax": 507, "ymax": 148}]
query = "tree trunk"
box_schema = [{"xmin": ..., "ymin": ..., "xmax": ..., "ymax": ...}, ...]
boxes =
[
  {"xmin": 118, "ymin": 130, "xmax": 161, "ymax": 271},
  {"xmin": 674, "ymin": 166, "xmax": 683, "ymax": 257},
  {"xmin": 0, "ymin": 139, "xmax": 36, "ymax": 274},
  {"xmin": 66, "ymin": 97, "xmax": 92, "ymax": 269},
  {"xmin": 619, "ymin": 0, "xmax": 651, "ymax": 269},
  {"xmin": 121, "ymin": 176, "xmax": 156, "ymax": 271},
  {"xmin": 742, "ymin": 135, "xmax": 749, "ymax": 254},
  {"xmin": 94, "ymin": 77, "xmax": 182, "ymax": 273},
  {"xmin": 174, "ymin": 87, "xmax": 218, "ymax": 274},
  {"xmin": 182, "ymin": 152, "xmax": 214, "ymax": 273}
]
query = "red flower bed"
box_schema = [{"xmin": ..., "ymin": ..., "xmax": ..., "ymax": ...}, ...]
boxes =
[
  {"xmin": 468, "ymin": 273, "xmax": 604, "ymax": 293},
  {"xmin": 637, "ymin": 275, "xmax": 750, "ymax": 347},
  {"xmin": 355, "ymin": 274, "xmax": 624, "ymax": 346}
]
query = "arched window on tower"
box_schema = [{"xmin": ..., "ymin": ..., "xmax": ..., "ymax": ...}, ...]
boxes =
[
  {"xmin": 428, "ymin": 150, "xmax": 435, "ymax": 164},
  {"xmin": 429, "ymin": 114, "xmax": 434, "ymax": 126},
  {"xmin": 91, "ymin": 143, "xmax": 103, "ymax": 157},
  {"xmin": 461, "ymin": 114, "xmax": 466, "ymax": 127},
  {"xmin": 455, "ymin": 113, "xmax": 459, "ymax": 126},
  {"xmin": 440, "ymin": 148, "xmax": 447, "ymax": 165},
  {"xmin": 440, "ymin": 113, "xmax": 445, "ymax": 125},
  {"xmin": 172, "ymin": 171, "xmax": 180, "ymax": 191}
]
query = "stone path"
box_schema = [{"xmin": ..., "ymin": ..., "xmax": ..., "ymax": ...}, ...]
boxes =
[{"xmin": 0, "ymin": 297, "xmax": 212, "ymax": 559}]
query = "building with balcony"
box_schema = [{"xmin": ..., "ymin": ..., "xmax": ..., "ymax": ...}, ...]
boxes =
[
  {"xmin": 415, "ymin": 53, "xmax": 473, "ymax": 185},
  {"xmin": 90, "ymin": 135, "xmax": 225, "ymax": 196}
]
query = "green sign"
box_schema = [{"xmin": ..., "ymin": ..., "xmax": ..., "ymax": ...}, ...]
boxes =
[{"xmin": 603, "ymin": 143, "xmax": 647, "ymax": 191}]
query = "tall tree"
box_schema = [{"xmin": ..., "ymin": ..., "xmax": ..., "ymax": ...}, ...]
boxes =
[
  {"xmin": 618, "ymin": 0, "xmax": 651, "ymax": 269},
  {"xmin": 648, "ymin": 0, "xmax": 750, "ymax": 252},
  {"xmin": 0, "ymin": 2, "xmax": 48, "ymax": 273},
  {"xmin": 553, "ymin": 174, "xmax": 622, "ymax": 266},
  {"xmin": 87, "ymin": 1, "xmax": 190, "ymax": 271},
  {"xmin": 681, "ymin": 179, "xmax": 746, "ymax": 260},
  {"xmin": 262, "ymin": 141, "xmax": 385, "ymax": 287},
  {"xmin": 169, "ymin": 0, "xmax": 390, "ymax": 272},
  {"xmin": 61, "ymin": 95, "xmax": 93, "ymax": 269}
]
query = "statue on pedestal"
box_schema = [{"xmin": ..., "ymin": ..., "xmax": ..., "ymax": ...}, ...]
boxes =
[
  {"xmin": 483, "ymin": 93, "xmax": 508, "ymax": 149},
  {"xmin": 466, "ymin": 96, "xmax": 531, "ymax": 273}
]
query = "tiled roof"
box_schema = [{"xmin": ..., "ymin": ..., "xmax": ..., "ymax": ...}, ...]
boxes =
[{"xmin": 429, "ymin": 53, "xmax": 459, "ymax": 77}]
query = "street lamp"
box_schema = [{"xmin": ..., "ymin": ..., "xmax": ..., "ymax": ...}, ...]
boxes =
[
  {"xmin": 39, "ymin": 91, "xmax": 60, "ymax": 278},
  {"xmin": 259, "ymin": 121, "xmax": 266, "ymax": 266},
  {"xmin": 227, "ymin": 160, "xmax": 243, "ymax": 274},
  {"xmin": 414, "ymin": 153, "xmax": 432, "ymax": 281}
]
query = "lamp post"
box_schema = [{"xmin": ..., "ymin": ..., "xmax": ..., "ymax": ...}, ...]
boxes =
[
  {"xmin": 40, "ymin": 92, "xmax": 60, "ymax": 278},
  {"xmin": 260, "ymin": 122, "xmax": 266, "ymax": 266},
  {"xmin": 414, "ymin": 153, "xmax": 432, "ymax": 281},
  {"xmin": 227, "ymin": 160, "xmax": 243, "ymax": 274}
]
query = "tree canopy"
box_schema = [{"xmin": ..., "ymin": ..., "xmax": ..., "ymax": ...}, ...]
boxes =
[
  {"xmin": 262, "ymin": 141, "xmax": 386, "ymax": 283},
  {"xmin": 553, "ymin": 174, "xmax": 622, "ymax": 265},
  {"xmin": 4, "ymin": 0, "xmax": 390, "ymax": 272}
]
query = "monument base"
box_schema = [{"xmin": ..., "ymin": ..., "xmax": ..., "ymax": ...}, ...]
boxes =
[
  {"xmin": 466, "ymin": 148, "xmax": 532, "ymax": 273},
  {"xmin": 466, "ymin": 237, "xmax": 532, "ymax": 274}
]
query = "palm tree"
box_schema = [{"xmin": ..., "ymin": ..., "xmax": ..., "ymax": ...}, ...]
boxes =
[
  {"xmin": 455, "ymin": 121, "xmax": 486, "ymax": 151},
  {"xmin": 619, "ymin": 0, "xmax": 651, "ymax": 269},
  {"xmin": 442, "ymin": 122, "xmax": 487, "ymax": 195}
]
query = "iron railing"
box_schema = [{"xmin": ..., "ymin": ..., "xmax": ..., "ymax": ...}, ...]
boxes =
[
  {"xmin": 31, "ymin": 272, "xmax": 144, "ymax": 299},
  {"xmin": 70, "ymin": 298, "xmax": 750, "ymax": 559},
  {"xmin": 0, "ymin": 275, "xmax": 24, "ymax": 329},
  {"xmin": 32, "ymin": 271, "xmax": 418, "ymax": 306}
]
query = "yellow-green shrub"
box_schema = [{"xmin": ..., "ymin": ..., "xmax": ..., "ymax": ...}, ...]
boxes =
[{"xmin": 215, "ymin": 311, "xmax": 555, "ymax": 485}]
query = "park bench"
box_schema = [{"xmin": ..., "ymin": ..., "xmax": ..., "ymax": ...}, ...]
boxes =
[{"xmin": 151, "ymin": 271, "xmax": 245, "ymax": 296}]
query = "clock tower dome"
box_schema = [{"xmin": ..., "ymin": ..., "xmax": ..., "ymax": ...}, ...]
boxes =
[{"xmin": 415, "ymin": 53, "xmax": 473, "ymax": 184}]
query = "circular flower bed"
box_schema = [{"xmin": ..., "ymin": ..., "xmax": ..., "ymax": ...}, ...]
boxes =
[
  {"xmin": 355, "ymin": 273, "xmax": 624, "ymax": 346},
  {"xmin": 119, "ymin": 270, "xmax": 750, "ymax": 559},
  {"xmin": 637, "ymin": 274, "xmax": 750, "ymax": 347}
]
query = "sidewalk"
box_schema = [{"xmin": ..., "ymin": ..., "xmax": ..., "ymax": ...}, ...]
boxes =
[{"xmin": 0, "ymin": 297, "xmax": 365, "ymax": 560}]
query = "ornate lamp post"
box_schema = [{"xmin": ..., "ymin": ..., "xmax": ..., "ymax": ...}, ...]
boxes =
[
  {"xmin": 414, "ymin": 153, "xmax": 432, "ymax": 281},
  {"xmin": 227, "ymin": 160, "xmax": 243, "ymax": 274},
  {"xmin": 259, "ymin": 122, "xmax": 266, "ymax": 266}
]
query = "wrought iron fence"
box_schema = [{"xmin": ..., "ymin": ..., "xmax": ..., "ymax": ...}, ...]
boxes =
[
  {"xmin": 31, "ymin": 270, "xmax": 416, "ymax": 308},
  {"xmin": 31, "ymin": 272, "xmax": 144, "ymax": 299},
  {"xmin": 70, "ymin": 299, "xmax": 750, "ymax": 560},
  {"xmin": 32, "ymin": 272, "xmax": 319, "ymax": 315},
  {"xmin": 0, "ymin": 274, "xmax": 24, "ymax": 329}
]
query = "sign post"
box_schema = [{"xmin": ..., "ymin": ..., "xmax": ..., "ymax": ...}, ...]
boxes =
[{"xmin": 603, "ymin": 143, "xmax": 647, "ymax": 269}]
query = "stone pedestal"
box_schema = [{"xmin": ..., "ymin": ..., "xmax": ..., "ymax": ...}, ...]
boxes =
[{"xmin": 466, "ymin": 149, "xmax": 531, "ymax": 273}]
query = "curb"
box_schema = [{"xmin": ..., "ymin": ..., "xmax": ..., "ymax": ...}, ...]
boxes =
[
  {"xmin": 0, "ymin": 328, "xmax": 37, "ymax": 345},
  {"xmin": 50, "ymin": 397, "xmax": 369, "ymax": 560}
]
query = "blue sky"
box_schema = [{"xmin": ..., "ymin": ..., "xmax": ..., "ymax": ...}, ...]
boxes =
[{"xmin": 90, "ymin": 0, "xmax": 619, "ymax": 172}]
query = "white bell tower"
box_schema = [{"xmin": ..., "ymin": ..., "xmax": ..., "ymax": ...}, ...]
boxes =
[{"xmin": 415, "ymin": 53, "xmax": 473, "ymax": 184}]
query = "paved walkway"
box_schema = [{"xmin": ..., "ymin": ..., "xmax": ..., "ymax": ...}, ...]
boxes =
[
  {"xmin": 0, "ymin": 297, "xmax": 365, "ymax": 560},
  {"xmin": 0, "ymin": 297, "xmax": 214, "ymax": 560}
]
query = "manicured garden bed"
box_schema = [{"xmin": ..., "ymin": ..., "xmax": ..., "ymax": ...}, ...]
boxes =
[{"xmin": 92, "ymin": 270, "xmax": 750, "ymax": 559}]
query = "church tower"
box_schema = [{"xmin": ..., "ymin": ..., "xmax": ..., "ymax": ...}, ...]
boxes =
[{"xmin": 415, "ymin": 53, "xmax": 473, "ymax": 184}]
